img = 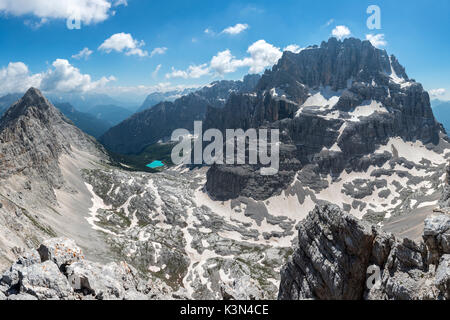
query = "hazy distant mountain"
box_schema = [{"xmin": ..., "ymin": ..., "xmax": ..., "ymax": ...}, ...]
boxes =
[
  {"xmin": 87, "ymin": 104, "xmax": 133, "ymax": 127},
  {"xmin": 54, "ymin": 102, "xmax": 111, "ymax": 138},
  {"xmin": 0, "ymin": 93, "xmax": 22, "ymax": 117},
  {"xmin": 136, "ymin": 89, "xmax": 197, "ymax": 113},
  {"xmin": 48, "ymin": 92, "xmax": 136, "ymax": 113},
  {"xmin": 100, "ymin": 75, "xmax": 261, "ymax": 154},
  {"xmin": 432, "ymin": 99, "xmax": 450, "ymax": 134}
]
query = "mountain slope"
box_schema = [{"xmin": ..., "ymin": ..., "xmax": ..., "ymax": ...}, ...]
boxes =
[
  {"xmin": 87, "ymin": 104, "xmax": 133, "ymax": 127},
  {"xmin": 205, "ymin": 38, "xmax": 449, "ymax": 210},
  {"xmin": 100, "ymin": 75, "xmax": 261, "ymax": 154},
  {"xmin": 0, "ymin": 88, "xmax": 111, "ymax": 269},
  {"xmin": 54, "ymin": 102, "xmax": 111, "ymax": 138}
]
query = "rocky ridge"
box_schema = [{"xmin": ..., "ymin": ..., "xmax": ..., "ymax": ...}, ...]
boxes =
[
  {"xmin": 204, "ymin": 38, "xmax": 449, "ymax": 204},
  {"xmin": 100, "ymin": 75, "xmax": 261, "ymax": 154},
  {"xmin": 278, "ymin": 165, "xmax": 450, "ymax": 300},
  {"xmin": 0, "ymin": 238, "xmax": 184, "ymax": 300}
]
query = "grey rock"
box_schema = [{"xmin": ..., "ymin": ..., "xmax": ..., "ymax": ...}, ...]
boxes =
[
  {"xmin": 278, "ymin": 204, "xmax": 450, "ymax": 300},
  {"xmin": 423, "ymin": 215, "xmax": 450, "ymax": 265},
  {"xmin": 66, "ymin": 260, "xmax": 142, "ymax": 300},
  {"xmin": 6, "ymin": 293, "xmax": 38, "ymax": 300},
  {"xmin": 435, "ymin": 255, "xmax": 450, "ymax": 299},
  {"xmin": 38, "ymin": 237, "xmax": 84, "ymax": 270},
  {"xmin": 204, "ymin": 38, "xmax": 445, "ymax": 201},
  {"xmin": 19, "ymin": 261, "xmax": 73, "ymax": 300}
]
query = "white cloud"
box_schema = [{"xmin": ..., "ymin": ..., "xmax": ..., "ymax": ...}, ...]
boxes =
[
  {"xmin": 72, "ymin": 47, "xmax": 93, "ymax": 60},
  {"xmin": 152, "ymin": 64, "xmax": 162, "ymax": 78},
  {"xmin": 99, "ymin": 33, "xmax": 148, "ymax": 57},
  {"xmin": 0, "ymin": 59, "xmax": 115, "ymax": 95},
  {"xmin": 0, "ymin": 62, "xmax": 42, "ymax": 95},
  {"xmin": 23, "ymin": 17, "xmax": 48, "ymax": 29},
  {"xmin": 283, "ymin": 44, "xmax": 303, "ymax": 54},
  {"xmin": 366, "ymin": 34, "xmax": 387, "ymax": 48},
  {"xmin": 210, "ymin": 50, "xmax": 247, "ymax": 75},
  {"xmin": 245, "ymin": 40, "xmax": 282, "ymax": 73},
  {"xmin": 0, "ymin": 0, "xmax": 117, "ymax": 25},
  {"xmin": 429, "ymin": 88, "xmax": 446, "ymax": 97},
  {"xmin": 166, "ymin": 64, "xmax": 210, "ymax": 79},
  {"xmin": 204, "ymin": 28, "xmax": 214, "ymax": 35},
  {"xmin": 332, "ymin": 25, "xmax": 351, "ymax": 40},
  {"xmin": 150, "ymin": 47, "xmax": 167, "ymax": 57},
  {"xmin": 222, "ymin": 23, "xmax": 249, "ymax": 35},
  {"xmin": 40, "ymin": 59, "xmax": 115, "ymax": 92},
  {"xmin": 166, "ymin": 39, "xmax": 282, "ymax": 79}
]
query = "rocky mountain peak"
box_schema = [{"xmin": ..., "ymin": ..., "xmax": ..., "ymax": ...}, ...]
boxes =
[
  {"xmin": 0, "ymin": 87, "xmax": 52, "ymax": 126},
  {"xmin": 257, "ymin": 37, "xmax": 409, "ymax": 101},
  {"xmin": 204, "ymin": 37, "xmax": 448, "ymax": 202},
  {"xmin": 0, "ymin": 88, "xmax": 107, "ymax": 197}
]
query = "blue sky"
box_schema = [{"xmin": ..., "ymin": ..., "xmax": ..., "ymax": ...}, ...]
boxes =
[{"xmin": 0, "ymin": 0, "xmax": 449, "ymax": 103}]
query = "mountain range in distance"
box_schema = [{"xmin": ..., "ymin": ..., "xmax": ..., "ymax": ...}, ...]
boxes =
[{"xmin": 1, "ymin": 76, "xmax": 448, "ymax": 146}]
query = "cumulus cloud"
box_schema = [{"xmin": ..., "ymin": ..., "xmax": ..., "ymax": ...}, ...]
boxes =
[
  {"xmin": 0, "ymin": 59, "xmax": 115, "ymax": 95},
  {"xmin": 150, "ymin": 47, "xmax": 167, "ymax": 57},
  {"xmin": 0, "ymin": 0, "xmax": 119, "ymax": 25},
  {"xmin": 283, "ymin": 44, "xmax": 303, "ymax": 54},
  {"xmin": 332, "ymin": 25, "xmax": 351, "ymax": 40},
  {"xmin": 366, "ymin": 34, "xmax": 387, "ymax": 48},
  {"xmin": 99, "ymin": 33, "xmax": 148, "ymax": 57},
  {"xmin": 165, "ymin": 64, "xmax": 210, "ymax": 79},
  {"xmin": 72, "ymin": 47, "xmax": 93, "ymax": 60},
  {"xmin": 40, "ymin": 59, "xmax": 115, "ymax": 92},
  {"xmin": 208, "ymin": 40, "xmax": 282, "ymax": 75},
  {"xmin": 245, "ymin": 40, "xmax": 282, "ymax": 73},
  {"xmin": 210, "ymin": 50, "xmax": 248, "ymax": 75},
  {"xmin": 429, "ymin": 88, "xmax": 446, "ymax": 97},
  {"xmin": 222, "ymin": 23, "xmax": 249, "ymax": 35},
  {"xmin": 0, "ymin": 62, "xmax": 42, "ymax": 95},
  {"xmin": 165, "ymin": 39, "xmax": 282, "ymax": 79}
]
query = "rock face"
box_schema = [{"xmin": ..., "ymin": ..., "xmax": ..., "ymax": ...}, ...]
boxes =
[
  {"xmin": 54, "ymin": 102, "xmax": 111, "ymax": 138},
  {"xmin": 439, "ymin": 164, "xmax": 450, "ymax": 210},
  {"xmin": 204, "ymin": 38, "xmax": 447, "ymax": 201},
  {"xmin": 278, "ymin": 204, "xmax": 450, "ymax": 300},
  {"xmin": 0, "ymin": 88, "xmax": 107, "ymax": 194},
  {"xmin": 100, "ymin": 75, "xmax": 260, "ymax": 154},
  {"xmin": 0, "ymin": 88, "xmax": 110, "ymax": 272},
  {"xmin": 0, "ymin": 238, "xmax": 183, "ymax": 300}
]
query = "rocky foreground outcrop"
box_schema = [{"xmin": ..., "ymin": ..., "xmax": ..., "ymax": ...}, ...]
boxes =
[
  {"xmin": 0, "ymin": 238, "xmax": 186, "ymax": 300},
  {"xmin": 278, "ymin": 204, "xmax": 450, "ymax": 300}
]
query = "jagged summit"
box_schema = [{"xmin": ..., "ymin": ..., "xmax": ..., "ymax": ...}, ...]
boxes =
[
  {"xmin": 0, "ymin": 88, "xmax": 51, "ymax": 126},
  {"xmin": 204, "ymin": 37, "xmax": 449, "ymax": 201},
  {"xmin": 257, "ymin": 37, "xmax": 410, "ymax": 101},
  {"xmin": 0, "ymin": 88, "xmax": 107, "ymax": 190}
]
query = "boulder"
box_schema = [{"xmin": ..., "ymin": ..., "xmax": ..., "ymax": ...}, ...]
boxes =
[
  {"xmin": 19, "ymin": 260, "xmax": 73, "ymax": 300},
  {"xmin": 279, "ymin": 204, "xmax": 450, "ymax": 300},
  {"xmin": 37, "ymin": 237, "xmax": 84, "ymax": 270},
  {"xmin": 66, "ymin": 260, "xmax": 143, "ymax": 300}
]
